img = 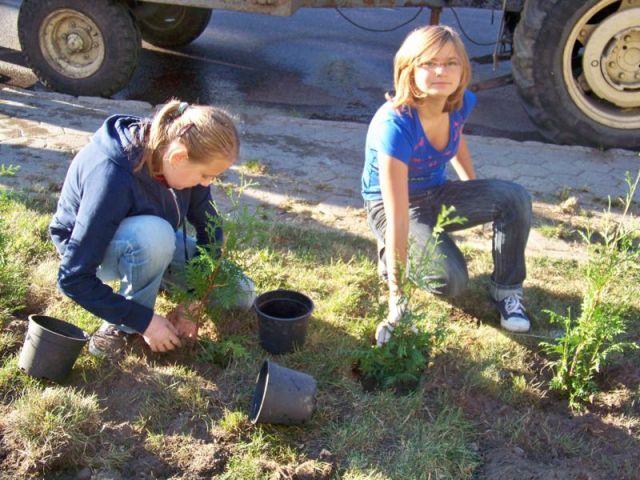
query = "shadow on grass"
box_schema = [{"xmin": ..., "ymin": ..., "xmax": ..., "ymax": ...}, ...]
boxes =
[
  {"xmin": 5, "ymin": 180, "xmax": 640, "ymax": 478},
  {"xmin": 59, "ymin": 307, "xmax": 369, "ymax": 478},
  {"xmin": 435, "ymin": 271, "xmax": 640, "ymax": 479}
]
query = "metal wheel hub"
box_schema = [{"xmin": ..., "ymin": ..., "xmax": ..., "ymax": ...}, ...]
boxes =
[
  {"xmin": 563, "ymin": 1, "xmax": 640, "ymax": 129},
  {"xmin": 604, "ymin": 28, "xmax": 640, "ymax": 87},
  {"xmin": 39, "ymin": 9, "xmax": 105, "ymax": 79},
  {"xmin": 583, "ymin": 9, "xmax": 640, "ymax": 107}
]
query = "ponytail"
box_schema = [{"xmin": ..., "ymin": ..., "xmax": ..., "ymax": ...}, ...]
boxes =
[{"xmin": 135, "ymin": 99, "xmax": 239, "ymax": 175}]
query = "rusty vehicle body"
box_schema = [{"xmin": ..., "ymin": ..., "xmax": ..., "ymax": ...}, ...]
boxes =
[
  {"xmin": 17, "ymin": 0, "xmax": 640, "ymax": 148},
  {"xmin": 131, "ymin": 1, "xmax": 524, "ymax": 17}
]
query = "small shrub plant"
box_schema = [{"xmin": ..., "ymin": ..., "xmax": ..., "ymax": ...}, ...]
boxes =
[
  {"xmin": 357, "ymin": 321, "xmax": 435, "ymax": 391},
  {"xmin": 171, "ymin": 178, "xmax": 265, "ymax": 329},
  {"xmin": 356, "ymin": 206, "xmax": 464, "ymax": 392},
  {"xmin": 540, "ymin": 172, "xmax": 640, "ymax": 409}
]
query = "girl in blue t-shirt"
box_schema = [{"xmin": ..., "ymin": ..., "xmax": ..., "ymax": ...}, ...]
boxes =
[{"xmin": 362, "ymin": 25, "xmax": 532, "ymax": 345}]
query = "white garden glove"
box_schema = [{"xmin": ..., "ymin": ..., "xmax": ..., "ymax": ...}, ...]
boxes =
[{"xmin": 376, "ymin": 296, "xmax": 408, "ymax": 347}]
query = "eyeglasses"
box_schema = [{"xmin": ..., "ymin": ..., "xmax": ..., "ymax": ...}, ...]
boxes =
[{"xmin": 416, "ymin": 60, "xmax": 461, "ymax": 72}]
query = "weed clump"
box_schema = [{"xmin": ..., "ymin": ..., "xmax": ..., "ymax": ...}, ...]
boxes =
[
  {"xmin": 198, "ymin": 336, "xmax": 249, "ymax": 368},
  {"xmin": 541, "ymin": 172, "xmax": 640, "ymax": 409},
  {"xmin": 3, "ymin": 386, "xmax": 101, "ymax": 473},
  {"xmin": 357, "ymin": 322, "xmax": 432, "ymax": 391},
  {"xmin": 0, "ymin": 193, "xmax": 28, "ymax": 322},
  {"xmin": 355, "ymin": 206, "xmax": 463, "ymax": 392}
]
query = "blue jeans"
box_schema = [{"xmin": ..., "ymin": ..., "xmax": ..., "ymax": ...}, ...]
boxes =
[
  {"xmin": 96, "ymin": 215, "xmax": 254, "ymax": 334},
  {"xmin": 365, "ymin": 179, "xmax": 532, "ymax": 299}
]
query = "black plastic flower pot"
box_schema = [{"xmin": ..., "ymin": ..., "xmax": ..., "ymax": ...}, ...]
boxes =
[
  {"xmin": 18, "ymin": 315, "xmax": 89, "ymax": 383},
  {"xmin": 250, "ymin": 360, "xmax": 317, "ymax": 425},
  {"xmin": 254, "ymin": 289, "xmax": 313, "ymax": 355}
]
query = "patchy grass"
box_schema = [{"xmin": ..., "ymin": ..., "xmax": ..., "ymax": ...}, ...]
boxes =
[
  {"xmin": 0, "ymin": 193, "xmax": 639, "ymax": 479},
  {"xmin": 2, "ymin": 386, "xmax": 101, "ymax": 474},
  {"xmin": 536, "ymin": 222, "xmax": 574, "ymax": 240},
  {"xmin": 131, "ymin": 362, "xmax": 212, "ymax": 433},
  {"xmin": 0, "ymin": 355, "xmax": 40, "ymax": 402}
]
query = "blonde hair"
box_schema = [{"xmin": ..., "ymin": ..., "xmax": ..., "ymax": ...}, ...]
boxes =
[
  {"xmin": 135, "ymin": 99, "xmax": 239, "ymax": 175},
  {"xmin": 388, "ymin": 25, "xmax": 471, "ymax": 112}
]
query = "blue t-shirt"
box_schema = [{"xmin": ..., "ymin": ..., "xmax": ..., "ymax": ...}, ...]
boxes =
[{"xmin": 361, "ymin": 90, "xmax": 477, "ymax": 201}]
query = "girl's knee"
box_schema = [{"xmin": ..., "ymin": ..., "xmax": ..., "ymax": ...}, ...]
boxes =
[
  {"xmin": 440, "ymin": 263, "xmax": 469, "ymax": 298},
  {"xmin": 118, "ymin": 216, "xmax": 176, "ymax": 265},
  {"xmin": 511, "ymin": 183, "xmax": 532, "ymax": 211},
  {"xmin": 494, "ymin": 181, "xmax": 532, "ymax": 221}
]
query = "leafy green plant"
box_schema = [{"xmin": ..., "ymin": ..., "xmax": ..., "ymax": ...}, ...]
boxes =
[
  {"xmin": 198, "ymin": 336, "xmax": 249, "ymax": 367},
  {"xmin": 0, "ymin": 163, "xmax": 20, "ymax": 177},
  {"xmin": 540, "ymin": 172, "xmax": 640, "ymax": 409},
  {"xmin": 355, "ymin": 206, "xmax": 465, "ymax": 391},
  {"xmin": 241, "ymin": 158, "xmax": 268, "ymax": 175},
  {"xmin": 357, "ymin": 322, "xmax": 432, "ymax": 390},
  {"xmin": 172, "ymin": 178, "xmax": 265, "ymax": 325}
]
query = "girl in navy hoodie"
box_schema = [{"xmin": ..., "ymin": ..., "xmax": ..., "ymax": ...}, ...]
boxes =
[{"xmin": 50, "ymin": 100, "xmax": 252, "ymax": 357}]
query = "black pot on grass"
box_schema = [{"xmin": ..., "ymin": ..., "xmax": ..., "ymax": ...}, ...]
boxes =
[
  {"xmin": 254, "ymin": 289, "xmax": 313, "ymax": 354},
  {"xmin": 18, "ymin": 315, "xmax": 89, "ymax": 383},
  {"xmin": 250, "ymin": 360, "xmax": 317, "ymax": 425}
]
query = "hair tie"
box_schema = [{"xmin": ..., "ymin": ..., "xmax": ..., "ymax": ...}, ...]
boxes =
[{"xmin": 177, "ymin": 102, "xmax": 189, "ymax": 116}]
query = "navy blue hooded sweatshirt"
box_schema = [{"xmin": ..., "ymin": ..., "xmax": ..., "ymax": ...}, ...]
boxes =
[{"xmin": 49, "ymin": 115, "xmax": 222, "ymax": 334}]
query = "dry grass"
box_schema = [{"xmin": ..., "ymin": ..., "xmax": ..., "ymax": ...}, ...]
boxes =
[{"xmin": 2, "ymin": 386, "xmax": 101, "ymax": 474}]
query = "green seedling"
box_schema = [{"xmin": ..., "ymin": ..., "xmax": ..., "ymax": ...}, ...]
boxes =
[
  {"xmin": 355, "ymin": 205, "xmax": 465, "ymax": 392},
  {"xmin": 540, "ymin": 171, "xmax": 640, "ymax": 410},
  {"xmin": 172, "ymin": 177, "xmax": 265, "ymax": 328},
  {"xmin": 198, "ymin": 336, "xmax": 249, "ymax": 367},
  {"xmin": 241, "ymin": 158, "xmax": 268, "ymax": 175},
  {"xmin": 0, "ymin": 164, "xmax": 20, "ymax": 177}
]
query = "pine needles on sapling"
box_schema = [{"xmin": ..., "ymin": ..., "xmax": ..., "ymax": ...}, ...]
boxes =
[
  {"xmin": 540, "ymin": 171, "xmax": 640, "ymax": 410},
  {"xmin": 171, "ymin": 178, "xmax": 266, "ymax": 328},
  {"xmin": 355, "ymin": 206, "xmax": 465, "ymax": 392}
]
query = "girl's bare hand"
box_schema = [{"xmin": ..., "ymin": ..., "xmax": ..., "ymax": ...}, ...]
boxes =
[
  {"xmin": 167, "ymin": 303, "xmax": 200, "ymax": 341},
  {"xmin": 143, "ymin": 314, "xmax": 182, "ymax": 352}
]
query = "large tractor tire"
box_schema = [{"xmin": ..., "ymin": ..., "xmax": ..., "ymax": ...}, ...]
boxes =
[
  {"xmin": 513, "ymin": 0, "xmax": 640, "ymax": 149},
  {"xmin": 18, "ymin": 0, "xmax": 140, "ymax": 97},
  {"xmin": 135, "ymin": 4, "xmax": 212, "ymax": 48}
]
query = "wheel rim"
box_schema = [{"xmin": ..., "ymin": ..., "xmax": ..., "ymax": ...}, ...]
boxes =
[
  {"xmin": 563, "ymin": 0, "xmax": 640, "ymax": 129},
  {"xmin": 140, "ymin": 6, "xmax": 188, "ymax": 32},
  {"xmin": 38, "ymin": 9, "xmax": 105, "ymax": 79}
]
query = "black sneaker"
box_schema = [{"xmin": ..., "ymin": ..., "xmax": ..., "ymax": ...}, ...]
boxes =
[
  {"xmin": 493, "ymin": 293, "xmax": 530, "ymax": 333},
  {"xmin": 88, "ymin": 324, "xmax": 135, "ymax": 359}
]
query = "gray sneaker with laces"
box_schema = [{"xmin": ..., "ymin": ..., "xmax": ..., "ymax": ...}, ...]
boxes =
[
  {"xmin": 88, "ymin": 324, "xmax": 135, "ymax": 359},
  {"xmin": 493, "ymin": 293, "xmax": 530, "ymax": 333}
]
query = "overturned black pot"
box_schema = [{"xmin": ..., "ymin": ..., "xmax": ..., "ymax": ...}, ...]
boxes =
[
  {"xmin": 254, "ymin": 289, "xmax": 313, "ymax": 355},
  {"xmin": 250, "ymin": 360, "xmax": 317, "ymax": 425},
  {"xmin": 18, "ymin": 315, "xmax": 89, "ymax": 383}
]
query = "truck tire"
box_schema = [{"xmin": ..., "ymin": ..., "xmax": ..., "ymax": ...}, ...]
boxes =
[
  {"xmin": 513, "ymin": 0, "xmax": 640, "ymax": 149},
  {"xmin": 136, "ymin": 5, "xmax": 212, "ymax": 48},
  {"xmin": 18, "ymin": 0, "xmax": 140, "ymax": 97}
]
